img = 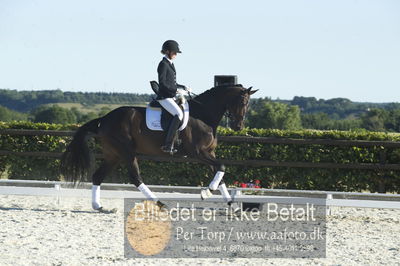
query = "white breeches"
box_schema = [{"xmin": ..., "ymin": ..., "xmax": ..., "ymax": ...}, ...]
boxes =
[{"xmin": 158, "ymin": 98, "xmax": 184, "ymax": 121}]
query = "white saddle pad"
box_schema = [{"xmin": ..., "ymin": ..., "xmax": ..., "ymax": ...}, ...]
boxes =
[{"xmin": 145, "ymin": 101, "xmax": 189, "ymax": 131}]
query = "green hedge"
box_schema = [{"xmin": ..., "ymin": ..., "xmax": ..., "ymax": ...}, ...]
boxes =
[{"xmin": 1, "ymin": 121, "xmax": 400, "ymax": 192}]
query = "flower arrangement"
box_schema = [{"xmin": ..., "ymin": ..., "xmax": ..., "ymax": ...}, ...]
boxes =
[{"xmin": 232, "ymin": 179, "xmax": 261, "ymax": 189}]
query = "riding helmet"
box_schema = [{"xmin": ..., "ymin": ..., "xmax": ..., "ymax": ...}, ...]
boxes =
[{"xmin": 161, "ymin": 40, "xmax": 182, "ymax": 53}]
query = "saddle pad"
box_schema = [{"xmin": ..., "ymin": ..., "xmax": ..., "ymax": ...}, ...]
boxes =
[{"xmin": 145, "ymin": 101, "xmax": 189, "ymax": 131}]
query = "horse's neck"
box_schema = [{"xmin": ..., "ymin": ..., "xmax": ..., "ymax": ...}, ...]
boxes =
[{"xmin": 189, "ymin": 91, "xmax": 229, "ymax": 133}]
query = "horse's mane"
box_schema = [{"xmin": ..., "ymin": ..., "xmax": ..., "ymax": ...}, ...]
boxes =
[
  {"xmin": 193, "ymin": 84, "xmax": 245, "ymax": 102},
  {"xmin": 187, "ymin": 84, "xmax": 247, "ymax": 133}
]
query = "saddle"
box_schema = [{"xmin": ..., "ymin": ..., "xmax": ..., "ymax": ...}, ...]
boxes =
[{"xmin": 146, "ymin": 81, "xmax": 189, "ymax": 131}]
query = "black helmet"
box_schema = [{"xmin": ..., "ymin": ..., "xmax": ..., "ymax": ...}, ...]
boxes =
[{"xmin": 161, "ymin": 40, "xmax": 182, "ymax": 53}]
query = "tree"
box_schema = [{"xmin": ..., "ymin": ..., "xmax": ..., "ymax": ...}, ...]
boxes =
[
  {"xmin": 361, "ymin": 108, "xmax": 388, "ymax": 131},
  {"xmin": 98, "ymin": 106, "xmax": 112, "ymax": 117},
  {"xmin": 247, "ymin": 101, "xmax": 302, "ymax": 130},
  {"xmin": 301, "ymin": 112, "xmax": 362, "ymax": 130},
  {"xmin": 79, "ymin": 112, "xmax": 98, "ymax": 123},
  {"xmin": 385, "ymin": 109, "xmax": 400, "ymax": 132},
  {"xmin": 0, "ymin": 105, "xmax": 27, "ymax": 122},
  {"xmin": 32, "ymin": 105, "xmax": 77, "ymax": 124}
]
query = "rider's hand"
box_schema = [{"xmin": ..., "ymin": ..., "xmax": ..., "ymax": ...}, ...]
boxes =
[
  {"xmin": 185, "ymin": 86, "xmax": 192, "ymax": 93},
  {"xmin": 177, "ymin": 88, "xmax": 186, "ymax": 95}
]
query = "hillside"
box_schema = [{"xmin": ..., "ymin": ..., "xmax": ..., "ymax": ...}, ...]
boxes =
[
  {"xmin": 0, "ymin": 89, "xmax": 153, "ymax": 113},
  {"xmin": 1, "ymin": 89, "xmax": 398, "ymax": 116},
  {"xmin": 0, "ymin": 89, "xmax": 399, "ymax": 132}
]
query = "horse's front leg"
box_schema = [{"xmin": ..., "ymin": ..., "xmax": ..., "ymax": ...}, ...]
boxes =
[{"xmin": 198, "ymin": 151, "xmax": 235, "ymax": 206}]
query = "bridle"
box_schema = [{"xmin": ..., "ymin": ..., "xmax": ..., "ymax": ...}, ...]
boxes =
[{"xmin": 186, "ymin": 88, "xmax": 247, "ymax": 127}]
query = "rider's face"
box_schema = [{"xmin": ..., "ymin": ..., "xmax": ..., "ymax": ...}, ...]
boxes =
[{"xmin": 167, "ymin": 51, "xmax": 177, "ymax": 60}]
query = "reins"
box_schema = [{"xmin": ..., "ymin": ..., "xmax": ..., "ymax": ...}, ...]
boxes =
[
  {"xmin": 186, "ymin": 89, "xmax": 232, "ymax": 122},
  {"xmin": 186, "ymin": 90, "xmax": 203, "ymax": 105}
]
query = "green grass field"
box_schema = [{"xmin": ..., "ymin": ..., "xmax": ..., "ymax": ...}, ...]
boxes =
[{"xmin": 43, "ymin": 102, "xmax": 148, "ymax": 114}]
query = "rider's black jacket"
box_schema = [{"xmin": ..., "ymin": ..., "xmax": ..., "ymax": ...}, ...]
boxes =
[{"xmin": 157, "ymin": 57, "xmax": 185, "ymax": 99}]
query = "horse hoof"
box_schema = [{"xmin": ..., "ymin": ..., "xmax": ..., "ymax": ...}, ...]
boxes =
[
  {"xmin": 200, "ymin": 188, "xmax": 213, "ymax": 200},
  {"xmin": 156, "ymin": 200, "xmax": 168, "ymax": 210},
  {"xmin": 228, "ymin": 202, "xmax": 241, "ymax": 213},
  {"xmin": 95, "ymin": 207, "xmax": 118, "ymax": 214}
]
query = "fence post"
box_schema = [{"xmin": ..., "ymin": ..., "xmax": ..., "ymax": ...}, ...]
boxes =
[
  {"xmin": 326, "ymin": 193, "xmax": 333, "ymax": 215},
  {"xmin": 378, "ymin": 148, "xmax": 386, "ymax": 193},
  {"xmin": 54, "ymin": 183, "xmax": 61, "ymax": 207},
  {"xmin": 230, "ymin": 188, "xmax": 243, "ymax": 210}
]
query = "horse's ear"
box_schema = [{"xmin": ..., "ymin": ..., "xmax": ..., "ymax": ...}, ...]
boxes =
[{"xmin": 247, "ymin": 87, "xmax": 258, "ymax": 95}]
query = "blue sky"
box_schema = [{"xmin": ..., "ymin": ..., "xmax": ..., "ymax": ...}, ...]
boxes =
[{"xmin": 0, "ymin": 0, "xmax": 399, "ymax": 102}]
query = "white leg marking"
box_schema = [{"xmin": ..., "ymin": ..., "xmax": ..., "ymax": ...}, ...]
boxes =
[
  {"xmin": 92, "ymin": 185, "xmax": 101, "ymax": 210},
  {"xmin": 218, "ymin": 183, "xmax": 232, "ymax": 202},
  {"xmin": 138, "ymin": 183, "xmax": 159, "ymax": 201},
  {"xmin": 209, "ymin": 171, "xmax": 224, "ymax": 190},
  {"xmin": 200, "ymin": 188, "xmax": 213, "ymax": 200}
]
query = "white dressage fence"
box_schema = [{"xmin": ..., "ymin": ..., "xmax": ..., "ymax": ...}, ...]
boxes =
[{"xmin": 0, "ymin": 179, "xmax": 400, "ymax": 209}]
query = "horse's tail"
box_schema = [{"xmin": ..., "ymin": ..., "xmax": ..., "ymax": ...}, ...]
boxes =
[{"xmin": 60, "ymin": 118, "xmax": 101, "ymax": 185}]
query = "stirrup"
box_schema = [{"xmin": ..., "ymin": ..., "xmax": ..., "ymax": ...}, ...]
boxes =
[
  {"xmin": 161, "ymin": 144, "xmax": 177, "ymax": 155},
  {"xmin": 175, "ymin": 138, "xmax": 182, "ymax": 146}
]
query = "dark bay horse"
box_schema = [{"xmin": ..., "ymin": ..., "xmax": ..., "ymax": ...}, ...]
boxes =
[{"xmin": 61, "ymin": 85, "xmax": 257, "ymax": 212}]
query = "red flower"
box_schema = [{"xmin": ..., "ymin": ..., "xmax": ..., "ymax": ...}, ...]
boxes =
[
  {"xmin": 240, "ymin": 183, "xmax": 247, "ymax": 188},
  {"xmin": 254, "ymin": 179, "xmax": 260, "ymax": 184},
  {"xmin": 254, "ymin": 185, "xmax": 261, "ymax": 188}
]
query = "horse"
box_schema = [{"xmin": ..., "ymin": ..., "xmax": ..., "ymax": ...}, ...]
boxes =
[{"xmin": 60, "ymin": 85, "xmax": 257, "ymax": 212}]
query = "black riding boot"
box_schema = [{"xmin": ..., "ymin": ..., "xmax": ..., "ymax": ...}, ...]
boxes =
[{"xmin": 161, "ymin": 115, "xmax": 181, "ymax": 154}]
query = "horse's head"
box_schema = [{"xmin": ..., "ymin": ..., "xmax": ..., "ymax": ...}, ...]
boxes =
[{"xmin": 226, "ymin": 86, "xmax": 258, "ymax": 131}]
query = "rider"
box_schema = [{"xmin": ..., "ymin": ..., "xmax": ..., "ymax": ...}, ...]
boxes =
[{"xmin": 157, "ymin": 40, "xmax": 187, "ymax": 154}]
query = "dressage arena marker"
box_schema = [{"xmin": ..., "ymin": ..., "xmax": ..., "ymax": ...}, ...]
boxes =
[{"xmin": 1, "ymin": 180, "xmax": 400, "ymax": 211}]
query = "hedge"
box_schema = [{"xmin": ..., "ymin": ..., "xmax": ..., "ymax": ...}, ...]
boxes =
[{"xmin": 1, "ymin": 121, "xmax": 400, "ymax": 192}]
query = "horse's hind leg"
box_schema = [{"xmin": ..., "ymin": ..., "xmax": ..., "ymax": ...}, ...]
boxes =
[
  {"xmin": 92, "ymin": 158, "xmax": 118, "ymax": 211},
  {"xmin": 127, "ymin": 157, "xmax": 166, "ymax": 208},
  {"xmin": 127, "ymin": 157, "xmax": 154, "ymax": 200}
]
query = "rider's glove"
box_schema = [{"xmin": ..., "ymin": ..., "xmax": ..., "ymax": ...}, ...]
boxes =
[
  {"xmin": 185, "ymin": 86, "xmax": 192, "ymax": 93},
  {"xmin": 177, "ymin": 88, "xmax": 186, "ymax": 95}
]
